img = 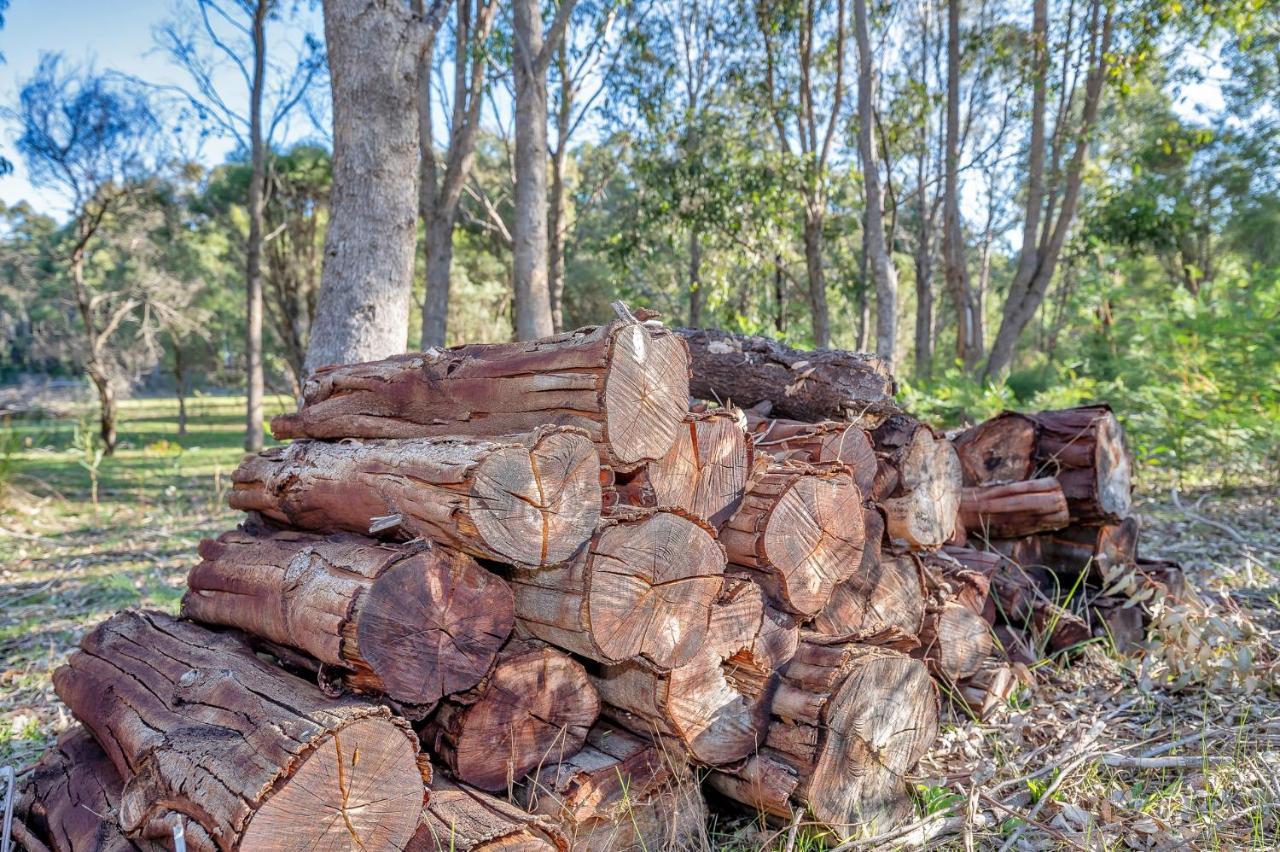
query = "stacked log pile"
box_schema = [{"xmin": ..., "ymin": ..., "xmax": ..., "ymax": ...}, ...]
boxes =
[{"xmin": 16, "ymin": 308, "xmax": 1176, "ymax": 851}]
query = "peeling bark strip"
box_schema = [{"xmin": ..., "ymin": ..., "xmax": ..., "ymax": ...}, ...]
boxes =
[
  {"xmin": 871, "ymin": 413, "xmax": 963, "ymax": 550},
  {"xmin": 959, "ymin": 476, "xmax": 1070, "ymax": 539},
  {"xmin": 229, "ymin": 427, "xmax": 601, "ymax": 567},
  {"xmin": 746, "ymin": 414, "xmax": 877, "ymax": 496},
  {"xmin": 708, "ymin": 640, "xmax": 939, "ymax": 841},
  {"xmin": 719, "ymin": 463, "xmax": 865, "ymax": 617},
  {"xmin": 592, "ymin": 578, "xmax": 799, "ymax": 766},
  {"xmin": 407, "ymin": 773, "xmax": 568, "ymax": 851},
  {"xmin": 422, "ymin": 643, "xmax": 599, "ymax": 792},
  {"xmin": 182, "ymin": 528, "xmax": 513, "ymax": 709},
  {"xmin": 275, "ymin": 319, "xmax": 691, "ymax": 469},
  {"xmin": 612, "ymin": 410, "xmax": 752, "ymax": 529},
  {"xmin": 1032, "ymin": 404, "xmax": 1133, "ymax": 522},
  {"xmin": 52, "ymin": 611, "xmax": 426, "ymax": 851},
  {"xmin": 516, "ymin": 724, "xmax": 709, "ymax": 852},
  {"xmin": 950, "ymin": 411, "xmax": 1038, "ymax": 486},
  {"xmin": 677, "ymin": 327, "xmax": 897, "ymax": 423},
  {"xmin": 510, "ymin": 509, "xmax": 725, "ymax": 670},
  {"xmin": 810, "ymin": 550, "xmax": 927, "ymax": 642}
]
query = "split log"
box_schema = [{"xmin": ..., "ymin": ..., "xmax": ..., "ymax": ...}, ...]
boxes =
[
  {"xmin": 708, "ymin": 640, "xmax": 939, "ymax": 840},
  {"xmin": 407, "ymin": 773, "xmax": 568, "ymax": 851},
  {"xmin": 52, "ymin": 610, "xmax": 426, "ymax": 851},
  {"xmin": 272, "ymin": 318, "xmax": 691, "ymax": 469},
  {"xmin": 1037, "ymin": 518, "xmax": 1140, "ymax": 577},
  {"xmin": 1033, "ymin": 405, "xmax": 1133, "ymax": 522},
  {"xmin": 182, "ymin": 528, "xmax": 513, "ymax": 710},
  {"xmin": 423, "ymin": 643, "xmax": 599, "ymax": 792},
  {"xmin": 516, "ymin": 724, "xmax": 709, "ymax": 852},
  {"xmin": 958, "ymin": 477, "xmax": 1070, "ymax": 539},
  {"xmin": 916, "ymin": 601, "xmax": 993, "ymax": 682},
  {"xmin": 745, "ymin": 415, "xmax": 877, "ymax": 495},
  {"xmin": 591, "ymin": 578, "xmax": 798, "ymax": 766},
  {"xmin": 718, "ymin": 463, "xmax": 865, "ymax": 617},
  {"xmin": 229, "ymin": 427, "xmax": 601, "ymax": 567},
  {"xmin": 612, "ymin": 410, "xmax": 751, "ymax": 528},
  {"xmin": 870, "ymin": 414, "xmax": 962, "ymax": 550},
  {"xmin": 509, "ymin": 508, "xmax": 724, "ymax": 670},
  {"xmin": 810, "ymin": 551, "xmax": 927, "ymax": 642},
  {"xmin": 677, "ymin": 327, "xmax": 897, "ymax": 423},
  {"xmin": 950, "ymin": 412, "xmax": 1038, "ymax": 486}
]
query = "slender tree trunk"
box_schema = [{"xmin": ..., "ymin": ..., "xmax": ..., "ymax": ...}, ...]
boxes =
[
  {"xmin": 913, "ymin": 215, "xmax": 933, "ymax": 379},
  {"xmin": 688, "ymin": 230, "xmax": 704, "ymax": 327},
  {"xmin": 942, "ymin": 0, "xmax": 981, "ymax": 370},
  {"xmin": 421, "ymin": 215, "xmax": 456, "ymax": 347},
  {"xmin": 244, "ymin": 0, "xmax": 267, "ymax": 451},
  {"xmin": 309, "ymin": 0, "xmax": 431, "ymax": 372},
  {"xmin": 173, "ymin": 341, "xmax": 188, "ymax": 436},
  {"xmin": 853, "ymin": 0, "xmax": 897, "ymax": 367},
  {"xmin": 856, "ymin": 233, "xmax": 870, "ymax": 351},
  {"xmin": 803, "ymin": 208, "xmax": 829, "ymax": 347},
  {"xmin": 69, "ymin": 244, "xmax": 118, "ymax": 455},
  {"xmin": 547, "ymin": 40, "xmax": 573, "ymax": 333},
  {"xmin": 774, "ymin": 252, "xmax": 786, "ymax": 334}
]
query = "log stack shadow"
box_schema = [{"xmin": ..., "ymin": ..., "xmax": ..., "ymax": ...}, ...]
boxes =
[{"xmin": 16, "ymin": 307, "xmax": 1176, "ymax": 851}]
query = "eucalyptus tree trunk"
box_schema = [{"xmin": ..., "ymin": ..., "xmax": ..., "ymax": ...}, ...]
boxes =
[
  {"xmin": 942, "ymin": 0, "xmax": 982, "ymax": 370},
  {"xmin": 689, "ymin": 230, "xmax": 704, "ymax": 327},
  {"xmin": 244, "ymin": 0, "xmax": 267, "ymax": 451}
]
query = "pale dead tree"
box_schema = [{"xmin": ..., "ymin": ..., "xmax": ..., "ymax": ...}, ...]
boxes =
[
  {"xmin": 853, "ymin": 0, "xmax": 898, "ymax": 365},
  {"xmin": 984, "ymin": 0, "xmax": 1114, "ymax": 380},
  {"xmin": 755, "ymin": 0, "xmax": 847, "ymax": 348},
  {"xmin": 418, "ymin": 0, "xmax": 499, "ymax": 348},
  {"xmin": 307, "ymin": 0, "xmax": 450, "ymax": 371},
  {"xmin": 511, "ymin": 0, "xmax": 579, "ymax": 340},
  {"xmin": 942, "ymin": 0, "xmax": 982, "ymax": 368},
  {"xmin": 156, "ymin": 0, "xmax": 323, "ymax": 450}
]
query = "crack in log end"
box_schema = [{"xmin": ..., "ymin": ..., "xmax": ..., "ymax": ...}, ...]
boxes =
[{"xmin": 602, "ymin": 324, "xmax": 690, "ymax": 467}]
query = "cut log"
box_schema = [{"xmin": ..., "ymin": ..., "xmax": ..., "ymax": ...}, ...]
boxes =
[
  {"xmin": 52, "ymin": 610, "xmax": 426, "ymax": 851},
  {"xmin": 182, "ymin": 528, "xmax": 513, "ymax": 710},
  {"xmin": 718, "ymin": 463, "xmax": 865, "ymax": 617},
  {"xmin": 708, "ymin": 640, "xmax": 939, "ymax": 840},
  {"xmin": 407, "ymin": 773, "xmax": 568, "ymax": 851},
  {"xmin": 677, "ymin": 327, "xmax": 897, "ymax": 423},
  {"xmin": 870, "ymin": 414, "xmax": 962, "ymax": 550},
  {"xmin": 423, "ymin": 643, "xmax": 599, "ymax": 792},
  {"xmin": 1038, "ymin": 518, "xmax": 1140, "ymax": 577},
  {"xmin": 916, "ymin": 601, "xmax": 993, "ymax": 682},
  {"xmin": 980, "ymin": 557, "xmax": 1091, "ymax": 654},
  {"xmin": 950, "ymin": 412, "xmax": 1038, "ymax": 486},
  {"xmin": 516, "ymin": 724, "xmax": 709, "ymax": 852},
  {"xmin": 921, "ymin": 551, "xmax": 994, "ymax": 618},
  {"xmin": 509, "ymin": 508, "xmax": 725, "ymax": 670},
  {"xmin": 229, "ymin": 427, "xmax": 601, "ymax": 567},
  {"xmin": 272, "ymin": 318, "xmax": 691, "ymax": 469},
  {"xmin": 956, "ymin": 660, "xmax": 1030, "ymax": 720},
  {"xmin": 745, "ymin": 415, "xmax": 877, "ymax": 496},
  {"xmin": 810, "ymin": 551, "xmax": 927, "ymax": 642},
  {"xmin": 1033, "ymin": 405, "xmax": 1133, "ymax": 522},
  {"xmin": 591, "ymin": 578, "xmax": 798, "ymax": 766},
  {"xmin": 958, "ymin": 477, "xmax": 1070, "ymax": 539},
  {"xmin": 611, "ymin": 410, "xmax": 751, "ymax": 528}
]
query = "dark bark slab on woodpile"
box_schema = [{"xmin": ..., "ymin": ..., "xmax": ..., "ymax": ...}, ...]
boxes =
[
  {"xmin": 677, "ymin": 327, "xmax": 897, "ymax": 424},
  {"xmin": 1033, "ymin": 404, "xmax": 1133, "ymax": 522},
  {"xmin": 745, "ymin": 414, "xmax": 877, "ymax": 496},
  {"xmin": 273, "ymin": 318, "xmax": 691, "ymax": 469},
  {"xmin": 591, "ymin": 578, "xmax": 798, "ymax": 766},
  {"xmin": 1037, "ymin": 518, "xmax": 1140, "ymax": 578},
  {"xmin": 719, "ymin": 462, "xmax": 865, "ymax": 617},
  {"xmin": 229, "ymin": 427, "xmax": 601, "ymax": 567},
  {"xmin": 612, "ymin": 410, "xmax": 752, "ymax": 529},
  {"xmin": 516, "ymin": 724, "xmax": 709, "ymax": 852},
  {"xmin": 809, "ymin": 550, "xmax": 927, "ymax": 643},
  {"xmin": 708, "ymin": 639, "xmax": 939, "ymax": 841},
  {"xmin": 510, "ymin": 508, "xmax": 725, "ymax": 670},
  {"xmin": 422, "ymin": 642, "xmax": 599, "ymax": 793},
  {"xmin": 406, "ymin": 773, "xmax": 568, "ymax": 851},
  {"xmin": 959, "ymin": 476, "xmax": 1070, "ymax": 539},
  {"xmin": 52, "ymin": 610, "xmax": 427, "ymax": 851},
  {"xmin": 182, "ymin": 528, "xmax": 513, "ymax": 711},
  {"xmin": 870, "ymin": 414, "xmax": 963, "ymax": 549},
  {"xmin": 950, "ymin": 411, "xmax": 1037, "ymax": 486}
]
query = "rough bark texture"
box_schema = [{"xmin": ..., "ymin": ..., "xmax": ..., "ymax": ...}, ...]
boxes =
[
  {"xmin": 52, "ymin": 610, "xmax": 426, "ymax": 851},
  {"xmin": 509, "ymin": 509, "xmax": 725, "ymax": 670},
  {"xmin": 309, "ymin": 0, "xmax": 429, "ymax": 372},
  {"xmin": 746, "ymin": 415, "xmax": 877, "ymax": 496},
  {"xmin": 950, "ymin": 411, "xmax": 1038, "ymax": 486},
  {"xmin": 182, "ymin": 528, "xmax": 513, "ymax": 710},
  {"xmin": 592, "ymin": 578, "xmax": 799, "ymax": 766},
  {"xmin": 719, "ymin": 463, "xmax": 866, "ymax": 617},
  {"xmin": 1036, "ymin": 517, "xmax": 1140, "ymax": 578},
  {"xmin": 959, "ymin": 477, "xmax": 1070, "ymax": 539},
  {"xmin": 677, "ymin": 327, "xmax": 898, "ymax": 424},
  {"xmin": 516, "ymin": 724, "xmax": 709, "ymax": 852},
  {"xmin": 871, "ymin": 414, "xmax": 963, "ymax": 549},
  {"xmin": 709, "ymin": 640, "xmax": 939, "ymax": 840},
  {"xmin": 277, "ymin": 318, "xmax": 691, "ymax": 469},
  {"xmin": 810, "ymin": 551, "xmax": 926, "ymax": 643},
  {"xmin": 230, "ymin": 427, "xmax": 601, "ymax": 567},
  {"xmin": 408, "ymin": 773, "xmax": 567, "ymax": 851},
  {"xmin": 244, "ymin": 0, "xmax": 267, "ymax": 452},
  {"xmin": 423, "ymin": 643, "xmax": 599, "ymax": 792},
  {"xmin": 1033, "ymin": 405, "xmax": 1133, "ymax": 522},
  {"xmin": 612, "ymin": 410, "xmax": 752, "ymax": 529}
]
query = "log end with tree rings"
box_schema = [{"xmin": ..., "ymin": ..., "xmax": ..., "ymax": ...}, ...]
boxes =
[
  {"xmin": 601, "ymin": 321, "xmax": 691, "ymax": 467},
  {"xmin": 950, "ymin": 411, "xmax": 1037, "ymax": 486},
  {"xmin": 630, "ymin": 410, "xmax": 752, "ymax": 529},
  {"xmin": 469, "ymin": 427, "xmax": 603, "ymax": 566},
  {"xmin": 917, "ymin": 601, "xmax": 994, "ymax": 682},
  {"xmin": 1090, "ymin": 409, "xmax": 1133, "ymax": 519},
  {"xmin": 810, "ymin": 552, "xmax": 926, "ymax": 641},
  {"xmin": 880, "ymin": 427, "xmax": 962, "ymax": 549}
]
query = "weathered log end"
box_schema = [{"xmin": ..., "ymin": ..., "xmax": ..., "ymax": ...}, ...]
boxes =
[
  {"xmin": 873, "ymin": 416, "xmax": 963, "ymax": 550},
  {"xmin": 1034, "ymin": 404, "xmax": 1133, "ymax": 522},
  {"xmin": 917, "ymin": 601, "xmax": 994, "ymax": 682},
  {"xmin": 951, "ymin": 411, "xmax": 1037, "ymax": 486},
  {"xmin": 601, "ymin": 320, "xmax": 692, "ymax": 466},
  {"xmin": 408, "ymin": 774, "xmax": 568, "ymax": 852},
  {"xmin": 811, "ymin": 552, "xmax": 926, "ymax": 641}
]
